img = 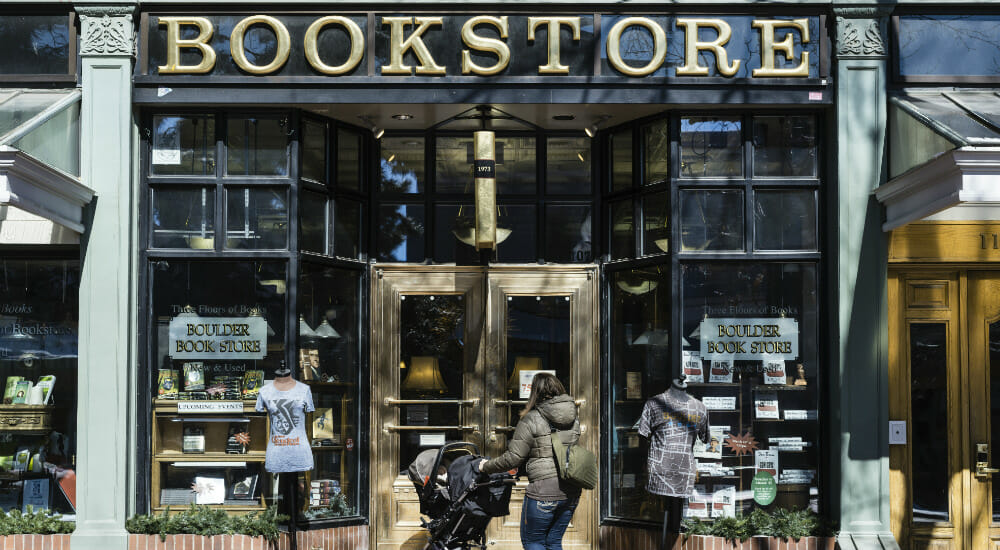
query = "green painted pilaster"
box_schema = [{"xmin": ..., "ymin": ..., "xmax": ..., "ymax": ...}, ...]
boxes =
[
  {"xmin": 832, "ymin": 6, "xmax": 897, "ymax": 550},
  {"xmin": 72, "ymin": 5, "xmax": 136, "ymax": 550}
]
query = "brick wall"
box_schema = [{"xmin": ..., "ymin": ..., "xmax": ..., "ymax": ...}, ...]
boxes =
[{"xmin": 125, "ymin": 525, "xmax": 368, "ymax": 550}]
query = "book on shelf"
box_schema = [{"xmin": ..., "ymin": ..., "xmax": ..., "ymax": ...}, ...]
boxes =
[
  {"xmin": 754, "ymin": 391, "xmax": 780, "ymax": 419},
  {"xmin": 2, "ymin": 377, "xmax": 23, "ymax": 404},
  {"xmin": 682, "ymin": 352, "xmax": 704, "ymax": 383},
  {"xmin": 783, "ymin": 409, "xmax": 818, "ymax": 420},
  {"xmin": 36, "ymin": 375, "xmax": 56, "ymax": 404},
  {"xmin": 242, "ymin": 370, "xmax": 263, "ymax": 399},
  {"xmin": 702, "ymin": 396, "xmax": 737, "ymax": 411},
  {"xmin": 711, "ymin": 485, "xmax": 736, "ymax": 518},
  {"xmin": 763, "ymin": 359, "xmax": 787, "ymax": 385},
  {"xmin": 183, "ymin": 362, "xmax": 205, "ymax": 391},
  {"xmin": 709, "ymin": 359, "xmax": 734, "ymax": 384},
  {"xmin": 299, "ymin": 349, "xmax": 321, "ymax": 381},
  {"xmin": 779, "ymin": 469, "xmax": 816, "ymax": 484},
  {"xmin": 11, "ymin": 381, "xmax": 32, "ymax": 404},
  {"xmin": 311, "ymin": 479, "xmax": 340, "ymax": 489},
  {"xmin": 755, "ymin": 449, "xmax": 779, "ymax": 476},
  {"xmin": 768, "ymin": 437, "xmax": 807, "ymax": 451},
  {"xmin": 182, "ymin": 426, "xmax": 205, "ymax": 454},
  {"xmin": 312, "ymin": 408, "xmax": 336, "ymax": 443},
  {"xmin": 226, "ymin": 423, "xmax": 250, "ymax": 454},
  {"xmin": 227, "ymin": 472, "xmax": 259, "ymax": 500},
  {"xmin": 693, "ymin": 425, "xmax": 728, "ymax": 459},
  {"xmin": 193, "ymin": 476, "xmax": 225, "ymax": 505},
  {"xmin": 157, "ymin": 370, "xmax": 179, "ymax": 399}
]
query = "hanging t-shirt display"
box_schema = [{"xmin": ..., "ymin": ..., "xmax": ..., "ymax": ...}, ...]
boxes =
[
  {"xmin": 637, "ymin": 387, "xmax": 709, "ymax": 497},
  {"xmin": 256, "ymin": 381, "xmax": 316, "ymax": 473}
]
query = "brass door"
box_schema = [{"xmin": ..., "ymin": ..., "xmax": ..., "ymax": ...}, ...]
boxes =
[
  {"xmin": 372, "ymin": 266, "xmax": 598, "ymax": 550},
  {"xmin": 889, "ymin": 270, "xmax": 1000, "ymax": 549}
]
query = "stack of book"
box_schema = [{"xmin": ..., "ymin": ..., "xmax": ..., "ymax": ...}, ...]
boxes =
[
  {"xmin": 207, "ymin": 375, "xmax": 242, "ymax": 400},
  {"xmin": 310, "ymin": 479, "xmax": 341, "ymax": 506}
]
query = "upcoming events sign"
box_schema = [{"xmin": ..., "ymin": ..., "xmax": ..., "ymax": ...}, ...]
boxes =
[
  {"xmin": 169, "ymin": 316, "xmax": 268, "ymax": 359},
  {"xmin": 699, "ymin": 317, "xmax": 798, "ymax": 361}
]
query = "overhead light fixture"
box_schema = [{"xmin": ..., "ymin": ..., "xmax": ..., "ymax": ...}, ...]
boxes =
[
  {"xmin": 373, "ymin": 126, "xmax": 385, "ymax": 139},
  {"xmin": 584, "ymin": 115, "xmax": 612, "ymax": 138},
  {"xmin": 553, "ymin": 114, "xmax": 575, "ymax": 121},
  {"xmin": 392, "ymin": 113, "xmax": 413, "ymax": 120},
  {"xmin": 314, "ymin": 319, "xmax": 341, "ymax": 339},
  {"xmin": 576, "ymin": 151, "xmax": 586, "ymax": 162},
  {"xmin": 387, "ymin": 154, "xmax": 396, "ymax": 162}
]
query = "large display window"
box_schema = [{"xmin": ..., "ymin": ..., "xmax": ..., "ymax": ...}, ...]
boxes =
[
  {"xmin": 142, "ymin": 110, "xmax": 368, "ymax": 524},
  {"xmin": 0, "ymin": 257, "xmax": 79, "ymax": 516},
  {"xmin": 605, "ymin": 112, "xmax": 822, "ymax": 525}
]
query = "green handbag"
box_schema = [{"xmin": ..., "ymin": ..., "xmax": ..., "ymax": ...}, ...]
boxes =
[{"xmin": 549, "ymin": 424, "xmax": 598, "ymax": 490}]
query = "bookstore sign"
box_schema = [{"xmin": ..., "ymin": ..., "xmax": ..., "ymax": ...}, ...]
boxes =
[
  {"xmin": 168, "ymin": 316, "xmax": 267, "ymax": 360},
  {"xmin": 700, "ymin": 317, "xmax": 798, "ymax": 361}
]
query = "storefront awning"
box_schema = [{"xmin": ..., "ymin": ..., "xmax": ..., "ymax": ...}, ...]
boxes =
[
  {"xmin": 876, "ymin": 90, "xmax": 1000, "ymax": 231},
  {"xmin": 0, "ymin": 89, "xmax": 93, "ymax": 242}
]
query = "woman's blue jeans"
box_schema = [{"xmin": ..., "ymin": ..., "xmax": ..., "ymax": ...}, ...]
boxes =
[{"xmin": 520, "ymin": 496, "xmax": 579, "ymax": 550}]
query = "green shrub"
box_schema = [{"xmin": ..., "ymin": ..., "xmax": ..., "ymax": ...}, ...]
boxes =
[
  {"xmin": 680, "ymin": 507, "xmax": 838, "ymax": 540},
  {"xmin": 126, "ymin": 505, "xmax": 288, "ymax": 543},
  {"xmin": 710, "ymin": 516, "xmax": 752, "ymax": 542},
  {"xmin": 0, "ymin": 508, "xmax": 74, "ymax": 535}
]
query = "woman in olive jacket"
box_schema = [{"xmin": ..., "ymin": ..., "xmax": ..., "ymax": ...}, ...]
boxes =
[{"xmin": 478, "ymin": 372, "xmax": 581, "ymax": 550}]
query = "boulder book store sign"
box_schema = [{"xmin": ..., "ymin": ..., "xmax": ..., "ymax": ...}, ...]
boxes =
[{"xmin": 138, "ymin": 13, "xmax": 822, "ymax": 82}]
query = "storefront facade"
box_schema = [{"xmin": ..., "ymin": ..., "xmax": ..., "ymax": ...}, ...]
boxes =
[{"xmin": 7, "ymin": 2, "xmax": 995, "ymax": 550}]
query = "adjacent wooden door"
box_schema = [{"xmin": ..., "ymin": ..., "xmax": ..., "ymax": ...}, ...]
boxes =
[
  {"xmin": 371, "ymin": 266, "xmax": 598, "ymax": 550},
  {"xmin": 890, "ymin": 270, "xmax": 1000, "ymax": 549}
]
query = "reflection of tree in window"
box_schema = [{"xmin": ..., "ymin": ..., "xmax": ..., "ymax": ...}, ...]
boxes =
[{"xmin": 0, "ymin": 17, "xmax": 69, "ymax": 73}]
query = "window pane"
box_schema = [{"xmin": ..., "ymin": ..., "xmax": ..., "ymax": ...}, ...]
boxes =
[
  {"xmin": 681, "ymin": 263, "xmax": 820, "ymax": 520},
  {"xmin": 0, "ymin": 15, "xmax": 70, "ymax": 74},
  {"xmin": 610, "ymin": 199, "xmax": 634, "ymax": 259},
  {"xmin": 496, "ymin": 137, "xmax": 537, "ymax": 195},
  {"xmin": 611, "ymin": 129, "xmax": 633, "ymax": 192},
  {"xmin": 680, "ymin": 190, "xmax": 744, "ymax": 251},
  {"xmin": 435, "ymin": 136, "xmax": 473, "ymax": 194},
  {"xmin": 226, "ymin": 116, "xmax": 290, "ymax": 176},
  {"xmin": 151, "ymin": 115, "xmax": 215, "ymax": 176},
  {"xmin": 898, "ymin": 16, "xmax": 1000, "ymax": 77},
  {"xmin": 337, "ymin": 129, "xmax": 362, "ymax": 191},
  {"xmin": 643, "ymin": 119, "xmax": 670, "ymax": 185},
  {"xmin": 152, "ymin": 188, "xmax": 215, "ymax": 249},
  {"xmin": 301, "ymin": 120, "xmax": 326, "ymax": 184},
  {"xmin": 299, "ymin": 190, "xmax": 327, "ymax": 254},
  {"xmin": 298, "ymin": 265, "xmax": 362, "ymax": 519},
  {"xmin": 610, "ymin": 266, "xmax": 670, "ymax": 520},
  {"xmin": 503, "ymin": 295, "xmax": 572, "ymax": 423},
  {"xmin": 544, "ymin": 205, "xmax": 592, "ymax": 263},
  {"xmin": 434, "ymin": 204, "xmax": 474, "ymax": 264},
  {"xmin": 398, "ymin": 294, "xmax": 467, "ymax": 471},
  {"xmin": 680, "ymin": 117, "xmax": 742, "ymax": 178},
  {"xmin": 752, "ymin": 116, "xmax": 817, "ymax": 178},
  {"xmin": 380, "ymin": 137, "xmax": 424, "ymax": 194},
  {"xmin": 334, "ymin": 199, "xmax": 361, "ymax": 260},
  {"xmin": 225, "ymin": 188, "xmax": 289, "ymax": 250},
  {"xmin": 642, "ymin": 191, "xmax": 670, "ymax": 255},
  {"xmin": 496, "ymin": 204, "xmax": 537, "ymax": 262},
  {"xmin": 909, "ymin": 323, "xmax": 948, "ymax": 522},
  {"xmin": 0, "ymin": 258, "xmax": 79, "ymax": 515},
  {"xmin": 754, "ymin": 190, "xmax": 817, "ymax": 251},
  {"xmin": 547, "ymin": 137, "xmax": 592, "ymax": 195},
  {"xmin": 376, "ymin": 204, "xmax": 425, "ymax": 262}
]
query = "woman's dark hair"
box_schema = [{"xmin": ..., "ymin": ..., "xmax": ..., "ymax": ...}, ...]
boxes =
[{"xmin": 521, "ymin": 372, "xmax": 566, "ymax": 417}]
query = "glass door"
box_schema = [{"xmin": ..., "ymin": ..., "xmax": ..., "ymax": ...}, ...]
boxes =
[
  {"xmin": 968, "ymin": 272, "xmax": 1000, "ymax": 550},
  {"xmin": 371, "ymin": 266, "xmax": 597, "ymax": 550}
]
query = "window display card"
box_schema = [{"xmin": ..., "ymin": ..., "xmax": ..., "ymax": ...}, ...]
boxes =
[
  {"xmin": 763, "ymin": 359, "xmax": 787, "ymax": 385},
  {"xmin": 406, "ymin": 405, "xmax": 429, "ymax": 426},
  {"xmin": 685, "ymin": 484, "xmax": 710, "ymax": 518},
  {"xmin": 626, "ymin": 372, "xmax": 642, "ymax": 400},
  {"xmin": 682, "ymin": 352, "xmax": 704, "ymax": 383},
  {"xmin": 703, "ymin": 396, "xmax": 737, "ymax": 410},
  {"xmin": 312, "ymin": 408, "xmax": 335, "ymax": 442},
  {"xmin": 627, "ymin": 434, "xmax": 640, "ymax": 448},
  {"xmin": 694, "ymin": 425, "xmax": 728, "ymax": 459},
  {"xmin": 755, "ymin": 391, "xmax": 780, "ymax": 419},
  {"xmin": 779, "ymin": 469, "xmax": 816, "ymax": 484},
  {"xmin": 755, "ymin": 450, "xmax": 779, "ymax": 476},
  {"xmin": 152, "ymin": 125, "xmax": 182, "ymax": 165},
  {"xmin": 711, "ymin": 485, "xmax": 736, "ymax": 518},
  {"xmin": 768, "ymin": 437, "xmax": 805, "ymax": 451},
  {"xmin": 709, "ymin": 359, "xmax": 734, "ymax": 383},
  {"xmin": 419, "ymin": 433, "xmax": 446, "ymax": 447},
  {"xmin": 783, "ymin": 409, "xmax": 818, "ymax": 420},
  {"xmin": 22, "ymin": 479, "xmax": 48, "ymax": 513}
]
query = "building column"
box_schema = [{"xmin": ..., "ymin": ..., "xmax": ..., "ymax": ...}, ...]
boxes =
[
  {"xmin": 832, "ymin": 6, "xmax": 898, "ymax": 550},
  {"xmin": 71, "ymin": 5, "xmax": 136, "ymax": 550}
]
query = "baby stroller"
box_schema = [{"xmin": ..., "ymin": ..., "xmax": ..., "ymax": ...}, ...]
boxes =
[{"xmin": 407, "ymin": 442, "xmax": 515, "ymax": 550}]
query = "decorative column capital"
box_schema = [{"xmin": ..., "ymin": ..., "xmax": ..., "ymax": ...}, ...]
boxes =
[
  {"xmin": 833, "ymin": 6, "xmax": 892, "ymax": 60},
  {"xmin": 75, "ymin": 4, "xmax": 136, "ymax": 57}
]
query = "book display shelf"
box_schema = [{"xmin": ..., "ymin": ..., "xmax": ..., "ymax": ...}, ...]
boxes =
[{"xmin": 150, "ymin": 399, "xmax": 269, "ymax": 513}]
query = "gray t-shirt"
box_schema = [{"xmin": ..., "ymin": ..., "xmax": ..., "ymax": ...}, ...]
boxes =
[
  {"xmin": 256, "ymin": 381, "xmax": 315, "ymax": 473},
  {"xmin": 637, "ymin": 388, "xmax": 709, "ymax": 497}
]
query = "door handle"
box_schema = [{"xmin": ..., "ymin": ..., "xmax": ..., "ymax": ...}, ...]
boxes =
[{"xmin": 976, "ymin": 443, "xmax": 1000, "ymax": 477}]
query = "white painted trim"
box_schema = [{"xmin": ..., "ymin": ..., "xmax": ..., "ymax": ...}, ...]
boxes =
[
  {"xmin": 0, "ymin": 146, "xmax": 94, "ymax": 234},
  {"xmin": 875, "ymin": 147, "xmax": 1000, "ymax": 231}
]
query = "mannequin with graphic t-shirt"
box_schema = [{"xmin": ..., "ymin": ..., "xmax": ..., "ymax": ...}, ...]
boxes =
[
  {"xmin": 256, "ymin": 361, "xmax": 314, "ymax": 546},
  {"xmin": 637, "ymin": 375, "xmax": 709, "ymax": 539}
]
